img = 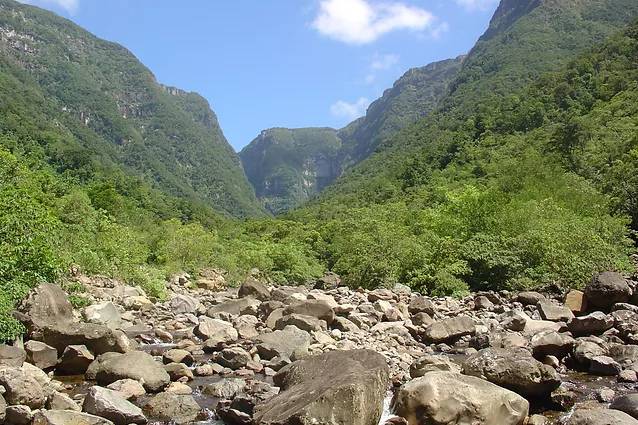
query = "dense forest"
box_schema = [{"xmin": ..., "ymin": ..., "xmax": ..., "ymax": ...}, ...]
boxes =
[{"xmin": 1, "ymin": 0, "xmax": 638, "ymax": 342}]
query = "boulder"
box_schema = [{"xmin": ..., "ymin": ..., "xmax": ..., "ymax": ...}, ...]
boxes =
[
  {"xmin": 195, "ymin": 317, "xmax": 238, "ymax": 349},
  {"xmin": 234, "ymin": 314, "xmax": 260, "ymax": 339},
  {"xmin": 162, "ymin": 349, "xmax": 193, "ymax": 366},
  {"xmin": 586, "ymin": 272, "xmax": 632, "ymax": 311},
  {"xmin": 609, "ymin": 344, "xmax": 638, "ymax": 367},
  {"xmin": 517, "ymin": 292, "xmax": 546, "ymax": 306},
  {"xmin": 572, "ymin": 341, "xmax": 606, "ymax": 369},
  {"xmin": 17, "ymin": 283, "xmax": 74, "ymax": 335},
  {"xmin": 462, "ymin": 348, "xmax": 561, "ymax": 397},
  {"xmin": 275, "ymin": 314, "xmax": 325, "ymax": 332},
  {"xmin": 408, "ymin": 297, "xmax": 435, "ymax": 315},
  {"xmin": 254, "ymin": 350, "xmax": 389, "ymax": 425},
  {"xmin": 92, "ymin": 351, "xmax": 171, "ymax": 392},
  {"xmin": 410, "ymin": 354, "xmax": 460, "ymax": 378},
  {"xmin": 169, "ymin": 294, "xmax": 201, "ymax": 314},
  {"xmin": 255, "ymin": 326, "xmax": 311, "ymax": 360},
  {"xmin": 164, "ymin": 362, "xmax": 193, "ymax": 381},
  {"xmin": 282, "ymin": 300, "xmax": 335, "ymax": 325},
  {"xmin": 106, "ymin": 379, "xmax": 146, "ymax": 400},
  {"xmin": 566, "ymin": 408, "xmax": 638, "ymax": 425},
  {"xmin": 42, "ymin": 322, "xmax": 132, "ymax": 355},
  {"xmin": 422, "ymin": 316, "xmax": 475, "ymax": 343},
  {"xmin": 33, "ymin": 410, "xmax": 115, "ymax": 425},
  {"xmin": 565, "ymin": 290, "xmax": 588, "ymax": 314},
  {"xmin": 215, "ymin": 347, "xmax": 251, "ymax": 370},
  {"xmin": 0, "ymin": 344, "xmax": 26, "ymax": 367},
  {"xmin": 83, "ymin": 386, "xmax": 147, "ymax": 425},
  {"xmin": 568, "ymin": 312, "xmax": 614, "ymax": 336},
  {"xmin": 531, "ymin": 331, "xmax": 575, "ymax": 358},
  {"xmin": 0, "ymin": 394, "xmax": 5, "ymax": 423},
  {"xmin": 538, "ymin": 301, "xmax": 574, "ymax": 322},
  {"xmin": 48, "ymin": 391, "xmax": 81, "ymax": 411},
  {"xmin": 24, "ymin": 341, "xmax": 57, "ymax": 370},
  {"xmin": 6, "ymin": 405, "xmax": 34, "ymax": 425},
  {"xmin": 589, "ymin": 355, "xmax": 622, "ymax": 376},
  {"xmin": 203, "ymin": 378, "xmax": 246, "ymax": 399},
  {"xmin": 393, "ymin": 372, "xmax": 528, "ymax": 425},
  {"xmin": 57, "ymin": 344, "xmax": 95, "ymax": 375},
  {"xmin": 143, "ymin": 392, "xmax": 201, "ymax": 425},
  {"xmin": 0, "ymin": 367, "xmax": 45, "ymax": 409},
  {"xmin": 611, "ymin": 394, "xmax": 638, "ymax": 419},
  {"xmin": 207, "ymin": 298, "xmax": 261, "ymax": 316},
  {"xmin": 83, "ymin": 302, "xmax": 122, "ymax": 329},
  {"xmin": 238, "ymin": 277, "xmax": 271, "ymax": 301}
]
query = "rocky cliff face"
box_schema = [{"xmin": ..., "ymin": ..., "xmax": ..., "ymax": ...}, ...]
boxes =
[{"xmin": 240, "ymin": 56, "xmax": 464, "ymax": 214}]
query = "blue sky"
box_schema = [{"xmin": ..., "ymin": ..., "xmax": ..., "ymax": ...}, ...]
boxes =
[{"xmin": 20, "ymin": 0, "xmax": 499, "ymax": 150}]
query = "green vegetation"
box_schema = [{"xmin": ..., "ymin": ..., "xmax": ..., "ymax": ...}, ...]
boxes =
[
  {"xmin": 240, "ymin": 57, "xmax": 463, "ymax": 213},
  {"xmin": 0, "ymin": 0, "xmax": 637, "ymax": 344}
]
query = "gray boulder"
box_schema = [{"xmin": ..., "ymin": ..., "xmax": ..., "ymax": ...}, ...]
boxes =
[
  {"xmin": 568, "ymin": 312, "xmax": 614, "ymax": 336},
  {"xmin": 393, "ymin": 372, "xmax": 529, "ymax": 425},
  {"xmin": 83, "ymin": 302, "xmax": 123, "ymax": 329},
  {"xmin": 17, "ymin": 283, "xmax": 74, "ymax": 335},
  {"xmin": 586, "ymin": 272, "xmax": 632, "ymax": 311},
  {"xmin": 422, "ymin": 316, "xmax": 475, "ymax": 343},
  {"xmin": 92, "ymin": 351, "xmax": 170, "ymax": 392},
  {"xmin": 410, "ymin": 354, "xmax": 460, "ymax": 378},
  {"xmin": 42, "ymin": 322, "xmax": 132, "ymax": 355},
  {"xmin": 207, "ymin": 298, "xmax": 261, "ymax": 316},
  {"xmin": 611, "ymin": 394, "xmax": 638, "ymax": 419},
  {"xmin": 83, "ymin": 386, "xmax": 146, "ymax": 425},
  {"xmin": 0, "ymin": 344, "xmax": 26, "ymax": 367},
  {"xmin": 254, "ymin": 350, "xmax": 389, "ymax": 425},
  {"xmin": 538, "ymin": 301, "xmax": 574, "ymax": 322},
  {"xmin": 57, "ymin": 344, "xmax": 95, "ymax": 375},
  {"xmin": 255, "ymin": 326, "xmax": 311, "ymax": 360},
  {"xmin": 567, "ymin": 408, "xmax": 638, "ymax": 424},
  {"xmin": 143, "ymin": 392, "xmax": 201, "ymax": 424},
  {"xmin": 195, "ymin": 317, "xmax": 238, "ymax": 350},
  {"xmin": 24, "ymin": 341, "xmax": 57, "ymax": 370},
  {"xmin": 462, "ymin": 348, "xmax": 561, "ymax": 397},
  {"xmin": 169, "ymin": 294, "xmax": 201, "ymax": 314},
  {"xmin": 282, "ymin": 300, "xmax": 335, "ymax": 325},
  {"xmin": 0, "ymin": 367, "xmax": 45, "ymax": 409},
  {"xmin": 238, "ymin": 277, "xmax": 271, "ymax": 301}
]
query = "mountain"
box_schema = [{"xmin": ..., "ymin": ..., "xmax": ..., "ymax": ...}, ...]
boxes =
[
  {"xmin": 313, "ymin": 0, "xmax": 638, "ymax": 207},
  {"xmin": 0, "ymin": 0, "xmax": 262, "ymax": 217},
  {"xmin": 240, "ymin": 56, "xmax": 464, "ymax": 213}
]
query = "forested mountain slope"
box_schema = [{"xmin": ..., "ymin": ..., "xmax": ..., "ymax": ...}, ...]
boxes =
[
  {"xmin": 0, "ymin": 0, "xmax": 262, "ymax": 217},
  {"xmin": 240, "ymin": 56, "xmax": 463, "ymax": 213},
  {"xmin": 315, "ymin": 0, "xmax": 638, "ymax": 206}
]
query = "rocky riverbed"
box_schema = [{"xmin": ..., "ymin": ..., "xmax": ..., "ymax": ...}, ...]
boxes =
[{"xmin": 2, "ymin": 268, "xmax": 638, "ymax": 424}]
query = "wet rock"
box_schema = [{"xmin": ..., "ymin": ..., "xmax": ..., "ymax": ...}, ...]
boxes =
[
  {"xmin": 83, "ymin": 385, "xmax": 147, "ymax": 425},
  {"xmin": 589, "ymin": 355, "xmax": 622, "ymax": 376},
  {"xmin": 538, "ymin": 301, "xmax": 574, "ymax": 322},
  {"xmin": 422, "ymin": 316, "xmax": 475, "ymax": 343},
  {"xmin": 568, "ymin": 312, "xmax": 614, "ymax": 336},
  {"xmin": 238, "ymin": 277, "xmax": 271, "ymax": 301},
  {"xmin": 410, "ymin": 354, "xmax": 461, "ymax": 378},
  {"xmin": 567, "ymin": 408, "xmax": 638, "ymax": 424},
  {"xmin": 611, "ymin": 394, "xmax": 638, "ymax": 419},
  {"xmin": 33, "ymin": 410, "xmax": 115, "ymax": 425},
  {"xmin": 24, "ymin": 340, "xmax": 57, "ymax": 370},
  {"xmin": 255, "ymin": 326, "xmax": 311, "ymax": 360},
  {"xmin": 551, "ymin": 385, "xmax": 577, "ymax": 411},
  {"xmin": 0, "ymin": 344, "xmax": 26, "ymax": 367},
  {"xmin": 462, "ymin": 347, "xmax": 561, "ymax": 397},
  {"xmin": 0, "ymin": 367, "xmax": 45, "ymax": 409},
  {"xmin": 586, "ymin": 272, "xmax": 632, "ymax": 311},
  {"xmin": 84, "ymin": 302, "xmax": 122, "ymax": 329},
  {"xmin": 92, "ymin": 351, "xmax": 171, "ymax": 392},
  {"xmin": 254, "ymin": 350, "xmax": 389, "ymax": 425},
  {"xmin": 393, "ymin": 372, "xmax": 528, "ymax": 425},
  {"xmin": 143, "ymin": 392, "xmax": 201, "ymax": 425},
  {"xmin": 57, "ymin": 344, "xmax": 95, "ymax": 375}
]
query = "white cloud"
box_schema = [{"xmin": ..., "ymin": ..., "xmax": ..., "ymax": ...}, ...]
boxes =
[
  {"xmin": 430, "ymin": 22, "xmax": 449, "ymax": 39},
  {"xmin": 455, "ymin": 0, "xmax": 499, "ymax": 11},
  {"xmin": 371, "ymin": 53, "xmax": 399, "ymax": 71},
  {"xmin": 330, "ymin": 97, "xmax": 370, "ymax": 120},
  {"xmin": 312, "ymin": 0, "xmax": 435, "ymax": 44},
  {"xmin": 18, "ymin": 0, "xmax": 79, "ymax": 14}
]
